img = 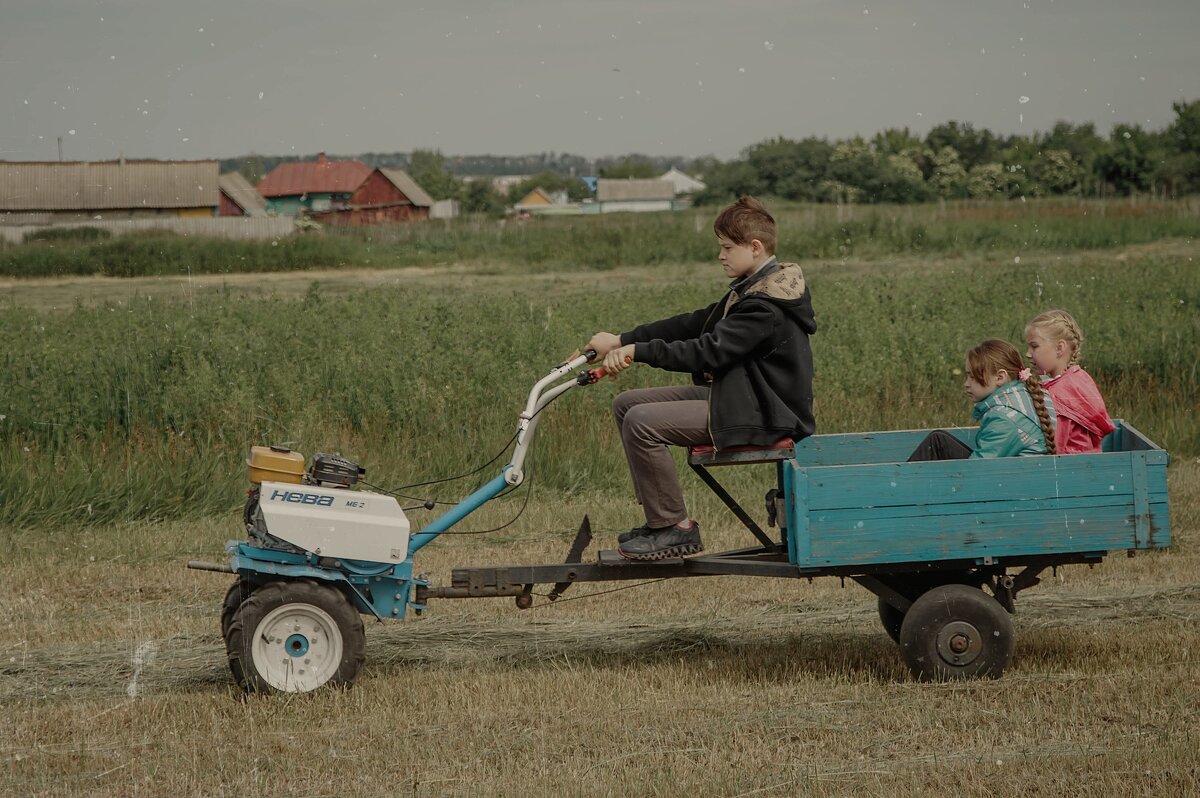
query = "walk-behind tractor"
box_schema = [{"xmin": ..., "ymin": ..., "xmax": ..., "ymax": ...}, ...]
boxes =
[{"xmin": 189, "ymin": 352, "xmax": 1171, "ymax": 693}]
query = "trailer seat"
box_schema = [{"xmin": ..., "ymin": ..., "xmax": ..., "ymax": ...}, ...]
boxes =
[{"xmin": 687, "ymin": 438, "xmax": 795, "ymax": 467}]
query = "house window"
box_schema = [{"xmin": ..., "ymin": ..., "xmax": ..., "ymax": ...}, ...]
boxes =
[{"xmin": 310, "ymin": 196, "xmax": 331, "ymax": 212}]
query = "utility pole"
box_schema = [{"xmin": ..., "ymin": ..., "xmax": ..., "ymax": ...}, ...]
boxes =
[{"xmin": 57, "ymin": 137, "xmax": 63, "ymax": 161}]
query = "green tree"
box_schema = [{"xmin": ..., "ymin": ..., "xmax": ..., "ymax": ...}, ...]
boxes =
[
  {"xmin": 926, "ymin": 121, "xmax": 1002, "ymax": 170},
  {"xmin": 1156, "ymin": 99, "xmax": 1200, "ymax": 195},
  {"xmin": 692, "ymin": 160, "xmax": 765, "ymax": 205},
  {"xmin": 929, "ymin": 147, "xmax": 968, "ymax": 198},
  {"xmin": 872, "ymin": 127, "xmax": 923, "ymax": 156},
  {"xmin": 408, "ymin": 149, "xmax": 462, "ymax": 201},
  {"xmin": 744, "ymin": 136, "xmax": 832, "ymax": 201},
  {"xmin": 598, "ymin": 156, "xmax": 658, "ymax": 179},
  {"xmin": 1165, "ymin": 98, "xmax": 1200, "ymax": 153},
  {"xmin": 461, "ymin": 178, "xmax": 507, "ymax": 217},
  {"xmin": 1032, "ymin": 150, "xmax": 1083, "ymax": 195},
  {"xmin": 966, "ymin": 163, "xmax": 1006, "ymax": 198},
  {"xmin": 1094, "ymin": 125, "xmax": 1157, "ymax": 195}
]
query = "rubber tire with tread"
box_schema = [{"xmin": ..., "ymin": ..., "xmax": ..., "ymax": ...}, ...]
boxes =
[
  {"xmin": 898, "ymin": 584, "xmax": 1014, "ymax": 681},
  {"xmin": 221, "ymin": 578, "xmax": 256, "ymax": 686},
  {"xmin": 220, "ymin": 578, "xmax": 255, "ymax": 639},
  {"xmin": 226, "ymin": 579, "xmax": 365, "ymax": 693}
]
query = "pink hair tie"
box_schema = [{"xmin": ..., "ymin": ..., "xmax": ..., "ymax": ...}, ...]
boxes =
[{"xmin": 1018, "ymin": 368, "xmax": 1032, "ymax": 381}]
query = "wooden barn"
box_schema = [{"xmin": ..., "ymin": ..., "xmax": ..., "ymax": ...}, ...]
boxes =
[
  {"xmin": 257, "ymin": 154, "xmax": 432, "ymax": 224},
  {"xmin": 0, "ymin": 159, "xmax": 219, "ymax": 222},
  {"xmin": 310, "ymin": 167, "xmax": 432, "ymax": 225}
]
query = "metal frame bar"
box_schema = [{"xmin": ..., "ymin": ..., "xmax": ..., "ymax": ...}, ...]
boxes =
[
  {"xmin": 688, "ymin": 462, "xmax": 781, "ymax": 552},
  {"xmin": 420, "ymin": 546, "xmax": 1109, "ymax": 602}
]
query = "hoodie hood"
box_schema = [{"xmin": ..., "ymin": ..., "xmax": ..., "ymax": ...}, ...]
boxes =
[{"xmin": 732, "ymin": 261, "xmax": 817, "ymax": 334}]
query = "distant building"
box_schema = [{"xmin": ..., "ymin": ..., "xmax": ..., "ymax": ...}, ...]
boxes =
[
  {"xmin": 218, "ymin": 172, "xmax": 267, "ymax": 217},
  {"xmin": 514, "ymin": 187, "xmax": 573, "ymax": 215},
  {"xmin": 257, "ymin": 154, "xmax": 432, "ymax": 224},
  {"xmin": 256, "ymin": 153, "xmax": 373, "ymax": 217},
  {"xmin": 0, "ymin": 159, "xmax": 219, "ymax": 222},
  {"xmin": 487, "ymin": 175, "xmax": 532, "ymax": 193},
  {"xmin": 595, "ymin": 178, "xmax": 676, "ymax": 213},
  {"xmin": 430, "ymin": 199, "xmax": 459, "ymax": 220},
  {"xmin": 659, "ymin": 167, "xmax": 705, "ymax": 196}
]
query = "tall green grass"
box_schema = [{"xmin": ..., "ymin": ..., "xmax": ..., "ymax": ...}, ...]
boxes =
[
  {"xmin": 2, "ymin": 242, "xmax": 1196, "ymax": 528},
  {"xmin": 1, "ymin": 199, "xmax": 1197, "ymax": 277}
]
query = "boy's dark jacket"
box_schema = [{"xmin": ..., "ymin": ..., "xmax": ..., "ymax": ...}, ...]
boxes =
[{"xmin": 620, "ymin": 258, "xmax": 816, "ymax": 449}]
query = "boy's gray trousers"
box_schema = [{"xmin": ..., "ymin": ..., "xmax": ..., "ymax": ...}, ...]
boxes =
[{"xmin": 612, "ymin": 385, "xmax": 710, "ymax": 528}]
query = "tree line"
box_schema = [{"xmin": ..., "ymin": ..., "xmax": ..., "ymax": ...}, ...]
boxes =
[{"xmin": 222, "ymin": 98, "xmax": 1199, "ymax": 213}]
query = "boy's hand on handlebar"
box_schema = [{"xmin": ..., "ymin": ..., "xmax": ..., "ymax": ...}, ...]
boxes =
[
  {"xmin": 586, "ymin": 332, "xmax": 621, "ymax": 360},
  {"xmin": 603, "ymin": 344, "xmax": 635, "ymax": 377}
]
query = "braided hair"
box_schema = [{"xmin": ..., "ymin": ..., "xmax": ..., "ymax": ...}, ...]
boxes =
[
  {"xmin": 1027, "ymin": 309, "xmax": 1084, "ymax": 367},
  {"xmin": 967, "ymin": 339, "xmax": 1057, "ymax": 455}
]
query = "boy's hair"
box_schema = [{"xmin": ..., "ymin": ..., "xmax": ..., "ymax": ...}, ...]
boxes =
[
  {"xmin": 1026, "ymin": 309, "xmax": 1084, "ymax": 366},
  {"xmin": 713, "ymin": 196, "xmax": 776, "ymax": 255},
  {"xmin": 967, "ymin": 339, "xmax": 1056, "ymax": 455}
]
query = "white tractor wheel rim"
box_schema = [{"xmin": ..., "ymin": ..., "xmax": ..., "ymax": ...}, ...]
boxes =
[{"xmin": 250, "ymin": 602, "xmax": 344, "ymax": 692}]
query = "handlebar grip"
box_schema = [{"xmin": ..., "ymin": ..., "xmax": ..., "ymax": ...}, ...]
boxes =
[{"xmin": 583, "ymin": 355, "xmax": 632, "ymax": 382}]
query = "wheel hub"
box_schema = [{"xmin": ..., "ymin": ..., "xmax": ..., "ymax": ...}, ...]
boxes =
[
  {"xmin": 285, "ymin": 633, "xmax": 310, "ymax": 657},
  {"xmin": 935, "ymin": 621, "xmax": 983, "ymax": 666}
]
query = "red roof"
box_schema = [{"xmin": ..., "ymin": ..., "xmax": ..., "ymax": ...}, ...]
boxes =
[{"xmin": 257, "ymin": 154, "xmax": 373, "ymax": 198}]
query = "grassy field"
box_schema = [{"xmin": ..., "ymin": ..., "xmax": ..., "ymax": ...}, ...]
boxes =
[{"xmin": 2, "ymin": 204, "xmax": 1198, "ymax": 796}]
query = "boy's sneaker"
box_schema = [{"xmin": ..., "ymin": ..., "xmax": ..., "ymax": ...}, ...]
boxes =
[
  {"xmin": 618, "ymin": 521, "xmax": 703, "ymax": 561},
  {"xmin": 617, "ymin": 525, "xmax": 656, "ymax": 544}
]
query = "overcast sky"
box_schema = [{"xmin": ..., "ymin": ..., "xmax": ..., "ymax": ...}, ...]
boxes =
[{"xmin": 2, "ymin": 0, "xmax": 1197, "ymax": 164}]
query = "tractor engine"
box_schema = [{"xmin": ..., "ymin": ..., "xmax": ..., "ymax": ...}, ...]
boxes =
[{"xmin": 242, "ymin": 446, "xmax": 410, "ymax": 562}]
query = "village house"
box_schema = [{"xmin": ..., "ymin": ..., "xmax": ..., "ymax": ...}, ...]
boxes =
[
  {"xmin": 0, "ymin": 159, "xmax": 219, "ymax": 223},
  {"xmin": 659, "ymin": 166, "xmax": 706, "ymax": 197},
  {"xmin": 595, "ymin": 178, "xmax": 677, "ymax": 213},
  {"xmin": 256, "ymin": 154, "xmax": 432, "ymax": 224}
]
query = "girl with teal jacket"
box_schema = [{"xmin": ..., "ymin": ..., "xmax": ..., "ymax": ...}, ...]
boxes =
[{"xmin": 910, "ymin": 339, "xmax": 1057, "ymax": 461}]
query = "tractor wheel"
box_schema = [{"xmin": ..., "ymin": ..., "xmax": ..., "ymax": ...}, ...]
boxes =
[
  {"xmin": 898, "ymin": 584, "xmax": 1014, "ymax": 681},
  {"xmin": 226, "ymin": 580, "xmax": 365, "ymax": 694},
  {"xmin": 220, "ymin": 578, "xmax": 255, "ymax": 639},
  {"xmin": 221, "ymin": 579, "xmax": 257, "ymax": 686},
  {"xmin": 877, "ymin": 597, "xmax": 906, "ymax": 644}
]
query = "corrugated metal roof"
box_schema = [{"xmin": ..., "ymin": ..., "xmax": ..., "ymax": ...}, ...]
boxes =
[
  {"xmin": 378, "ymin": 168, "xmax": 434, "ymax": 207},
  {"xmin": 257, "ymin": 155, "xmax": 372, "ymax": 198},
  {"xmin": 218, "ymin": 172, "xmax": 267, "ymax": 214},
  {"xmin": 597, "ymin": 178, "xmax": 675, "ymax": 202},
  {"xmin": 0, "ymin": 160, "xmax": 219, "ymax": 211}
]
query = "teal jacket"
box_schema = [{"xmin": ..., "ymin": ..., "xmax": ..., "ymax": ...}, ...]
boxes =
[{"xmin": 970, "ymin": 381, "xmax": 1056, "ymax": 458}]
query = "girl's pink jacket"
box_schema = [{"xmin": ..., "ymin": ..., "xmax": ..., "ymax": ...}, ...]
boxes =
[{"xmin": 1044, "ymin": 366, "xmax": 1116, "ymax": 454}]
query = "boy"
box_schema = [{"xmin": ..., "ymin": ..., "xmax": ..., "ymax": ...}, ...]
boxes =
[{"xmin": 587, "ymin": 196, "xmax": 816, "ymax": 561}]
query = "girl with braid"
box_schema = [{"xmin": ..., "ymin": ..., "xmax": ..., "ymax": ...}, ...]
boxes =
[
  {"xmin": 1025, "ymin": 309, "xmax": 1114, "ymax": 454},
  {"xmin": 909, "ymin": 339, "xmax": 1056, "ymax": 461}
]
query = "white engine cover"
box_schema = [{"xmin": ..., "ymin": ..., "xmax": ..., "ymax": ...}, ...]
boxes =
[{"xmin": 259, "ymin": 481, "xmax": 411, "ymax": 563}]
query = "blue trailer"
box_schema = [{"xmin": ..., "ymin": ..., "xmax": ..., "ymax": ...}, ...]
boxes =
[{"xmin": 189, "ymin": 354, "xmax": 1171, "ymax": 691}]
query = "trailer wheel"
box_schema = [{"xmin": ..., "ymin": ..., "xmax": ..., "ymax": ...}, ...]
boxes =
[
  {"xmin": 877, "ymin": 597, "xmax": 906, "ymax": 644},
  {"xmin": 226, "ymin": 580, "xmax": 365, "ymax": 694},
  {"xmin": 898, "ymin": 584, "xmax": 1013, "ymax": 681}
]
